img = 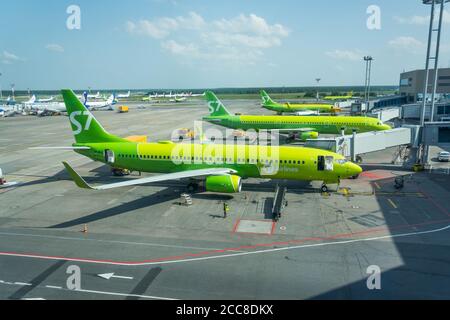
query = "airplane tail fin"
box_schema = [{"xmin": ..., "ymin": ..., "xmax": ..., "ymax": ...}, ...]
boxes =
[
  {"xmin": 107, "ymin": 94, "xmax": 116, "ymax": 105},
  {"xmin": 61, "ymin": 89, "xmax": 126, "ymax": 144},
  {"xmin": 260, "ymin": 90, "xmax": 276, "ymax": 106},
  {"xmin": 205, "ymin": 91, "xmax": 232, "ymax": 116}
]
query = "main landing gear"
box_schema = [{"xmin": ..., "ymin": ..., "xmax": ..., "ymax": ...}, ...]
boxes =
[
  {"xmin": 111, "ymin": 168, "xmax": 131, "ymax": 177},
  {"xmin": 187, "ymin": 182, "xmax": 200, "ymax": 193}
]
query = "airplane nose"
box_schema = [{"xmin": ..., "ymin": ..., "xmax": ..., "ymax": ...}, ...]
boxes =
[{"xmin": 347, "ymin": 162, "xmax": 363, "ymax": 176}]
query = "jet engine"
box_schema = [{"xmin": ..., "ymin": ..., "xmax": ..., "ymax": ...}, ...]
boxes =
[
  {"xmin": 205, "ymin": 175, "xmax": 242, "ymax": 193},
  {"xmin": 299, "ymin": 131, "xmax": 319, "ymax": 141}
]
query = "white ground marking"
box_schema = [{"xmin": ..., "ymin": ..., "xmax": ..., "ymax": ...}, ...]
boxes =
[
  {"xmin": 74, "ymin": 288, "xmax": 176, "ymax": 300},
  {"xmin": 0, "ymin": 280, "xmax": 176, "ymax": 300},
  {"xmin": 0, "ymin": 231, "xmax": 231, "ymax": 251},
  {"xmin": 14, "ymin": 282, "xmax": 32, "ymax": 286},
  {"xmin": 0, "ymin": 224, "xmax": 448, "ymax": 266}
]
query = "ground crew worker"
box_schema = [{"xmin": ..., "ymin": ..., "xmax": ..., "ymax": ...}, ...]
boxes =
[
  {"xmin": 0, "ymin": 168, "xmax": 5, "ymax": 185},
  {"xmin": 223, "ymin": 203, "xmax": 230, "ymax": 219}
]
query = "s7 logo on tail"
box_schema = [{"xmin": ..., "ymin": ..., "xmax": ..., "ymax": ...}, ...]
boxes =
[
  {"xmin": 70, "ymin": 111, "xmax": 94, "ymax": 135},
  {"xmin": 208, "ymin": 101, "xmax": 222, "ymax": 114}
]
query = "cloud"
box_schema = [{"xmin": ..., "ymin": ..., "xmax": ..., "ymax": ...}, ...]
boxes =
[
  {"xmin": 325, "ymin": 49, "xmax": 363, "ymax": 61},
  {"xmin": 394, "ymin": 10, "xmax": 450, "ymax": 25},
  {"xmin": 46, "ymin": 44, "xmax": 64, "ymax": 53},
  {"xmin": 213, "ymin": 14, "xmax": 289, "ymax": 37},
  {"xmin": 388, "ymin": 36, "xmax": 424, "ymax": 53},
  {"xmin": 161, "ymin": 40, "xmax": 200, "ymax": 56},
  {"xmin": 126, "ymin": 11, "xmax": 206, "ymax": 39},
  {"xmin": 126, "ymin": 12, "xmax": 289, "ymax": 65},
  {"xmin": 2, "ymin": 51, "xmax": 23, "ymax": 64}
]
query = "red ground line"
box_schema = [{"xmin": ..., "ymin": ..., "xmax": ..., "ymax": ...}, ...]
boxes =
[{"xmin": 1, "ymin": 218, "xmax": 450, "ymax": 265}]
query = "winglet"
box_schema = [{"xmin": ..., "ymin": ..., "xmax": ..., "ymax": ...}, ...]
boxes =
[{"xmin": 62, "ymin": 162, "xmax": 94, "ymax": 189}]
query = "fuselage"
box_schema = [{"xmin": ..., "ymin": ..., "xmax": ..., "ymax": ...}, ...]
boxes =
[
  {"xmin": 76, "ymin": 142, "xmax": 362, "ymax": 184},
  {"xmin": 203, "ymin": 115, "xmax": 391, "ymax": 134},
  {"xmin": 263, "ymin": 103, "xmax": 335, "ymax": 114}
]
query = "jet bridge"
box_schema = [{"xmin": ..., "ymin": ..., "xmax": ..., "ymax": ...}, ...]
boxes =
[{"xmin": 305, "ymin": 127, "xmax": 419, "ymax": 165}]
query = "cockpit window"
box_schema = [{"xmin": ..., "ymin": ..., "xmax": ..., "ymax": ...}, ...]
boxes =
[{"xmin": 336, "ymin": 159, "xmax": 347, "ymax": 165}]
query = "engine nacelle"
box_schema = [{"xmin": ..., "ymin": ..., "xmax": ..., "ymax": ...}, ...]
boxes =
[
  {"xmin": 299, "ymin": 131, "xmax": 319, "ymax": 141},
  {"xmin": 205, "ymin": 175, "xmax": 242, "ymax": 194}
]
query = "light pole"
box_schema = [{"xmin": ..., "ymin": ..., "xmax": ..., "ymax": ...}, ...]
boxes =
[
  {"xmin": 363, "ymin": 56, "xmax": 374, "ymax": 112},
  {"xmin": 315, "ymin": 78, "xmax": 321, "ymax": 101},
  {"xmin": 0, "ymin": 72, "xmax": 2, "ymax": 100},
  {"xmin": 419, "ymin": 0, "xmax": 449, "ymax": 166}
]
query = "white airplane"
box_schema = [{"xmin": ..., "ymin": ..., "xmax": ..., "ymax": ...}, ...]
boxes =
[
  {"xmin": 87, "ymin": 91, "xmax": 102, "ymax": 99},
  {"xmin": 293, "ymin": 110, "xmax": 320, "ymax": 116},
  {"xmin": 23, "ymin": 95, "xmax": 37, "ymax": 106},
  {"xmin": 117, "ymin": 91, "xmax": 131, "ymax": 99},
  {"xmin": 32, "ymin": 102, "xmax": 67, "ymax": 116},
  {"xmin": 0, "ymin": 104, "xmax": 21, "ymax": 117},
  {"xmin": 22, "ymin": 97, "xmax": 66, "ymax": 116},
  {"xmin": 83, "ymin": 92, "xmax": 116, "ymax": 111},
  {"xmin": 190, "ymin": 92, "xmax": 205, "ymax": 97},
  {"xmin": 37, "ymin": 96, "xmax": 54, "ymax": 103},
  {"xmin": 169, "ymin": 96, "xmax": 188, "ymax": 103}
]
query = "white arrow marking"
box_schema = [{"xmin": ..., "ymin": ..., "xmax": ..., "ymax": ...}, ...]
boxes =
[{"xmin": 98, "ymin": 273, "xmax": 133, "ymax": 280}]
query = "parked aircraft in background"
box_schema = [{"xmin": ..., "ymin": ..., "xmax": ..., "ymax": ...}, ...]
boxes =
[
  {"xmin": 117, "ymin": 91, "xmax": 131, "ymax": 99},
  {"xmin": 261, "ymin": 90, "xmax": 338, "ymax": 115},
  {"xmin": 323, "ymin": 92, "xmax": 354, "ymax": 101},
  {"xmin": 87, "ymin": 91, "xmax": 102, "ymax": 99},
  {"xmin": 203, "ymin": 91, "xmax": 391, "ymax": 141},
  {"xmin": 37, "ymin": 96, "xmax": 55, "ymax": 103},
  {"xmin": 0, "ymin": 105, "xmax": 21, "ymax": 117},
  {"xmin": 83, "ymin": 92, "xmax": 116, "ymax": 111}
]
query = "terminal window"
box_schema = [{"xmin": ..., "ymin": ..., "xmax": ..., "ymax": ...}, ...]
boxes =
[
  {"xmin": 437, "ymin": 105, "xmax": 450, "ymax": 115},
  {"xmin": 438, "ymin": 127, "xmax": 450, "ymax": 143}
]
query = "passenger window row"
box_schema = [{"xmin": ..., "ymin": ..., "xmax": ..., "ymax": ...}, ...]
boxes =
[{"xmin": 116, "ymin": 154, "xmax": 306, "ymax": 165}]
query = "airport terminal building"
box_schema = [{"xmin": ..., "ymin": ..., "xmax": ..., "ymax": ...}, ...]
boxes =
[{"xmin": 399, "ymin": 68, "xmax": 450, "ymax": 103}]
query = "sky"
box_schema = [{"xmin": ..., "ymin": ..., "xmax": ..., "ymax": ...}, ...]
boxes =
[{"xmin": 1, "ymin": 0, "xmax": 450, "ymax": 90}]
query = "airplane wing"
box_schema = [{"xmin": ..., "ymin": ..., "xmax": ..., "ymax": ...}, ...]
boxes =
[
  {"xmin": 30, "ymin": 147, "xmax": 91, "ymax": 150},
  {"xmin": 63, "ymin": 162, "xmax": 238, "ymax": 191}
]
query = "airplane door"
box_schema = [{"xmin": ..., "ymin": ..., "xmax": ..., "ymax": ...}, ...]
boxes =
[
  {"xmin": 105, "ymin": 150, "xmax": 115, "ymax": 164},
  {"xmin": 318, "ymin": 156, "xmax": 325, "ymax": 171},
  {"xmin": 325, "ymin": 156, "xmax": 334, "ymax": 171},
  {"xmin": 318, "ymin": 156, "xmax": 334, "ymax": 171}
]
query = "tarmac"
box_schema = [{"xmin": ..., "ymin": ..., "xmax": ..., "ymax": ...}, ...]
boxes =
[{"xmin": 0, "ymin": 100, "xmax": 449, "ymax": 300}]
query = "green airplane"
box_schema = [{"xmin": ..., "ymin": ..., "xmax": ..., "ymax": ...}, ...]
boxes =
[
  {"xmin": 323, "ymin": 92, "xmax": 354, "ymax": 101},
  {"xmin": 261, "ymin": 90, "xmax": 338, "ymax": 115},
  {"xmin": 203, "ymin": 91, "xmax": 391, "ymax": 141},
  {"xmin": 44, "ymin": 89, "xmax": 362, "ymax": 194}
]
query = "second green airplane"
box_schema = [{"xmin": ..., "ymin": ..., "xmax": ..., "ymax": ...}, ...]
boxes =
[
  {"xmin": 204, "ymin": 91, "xmax": 391, "ymax": 140},
  {"xmin": 261, "ymin": 90, "xmax": 339, "ymax": 115}
]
